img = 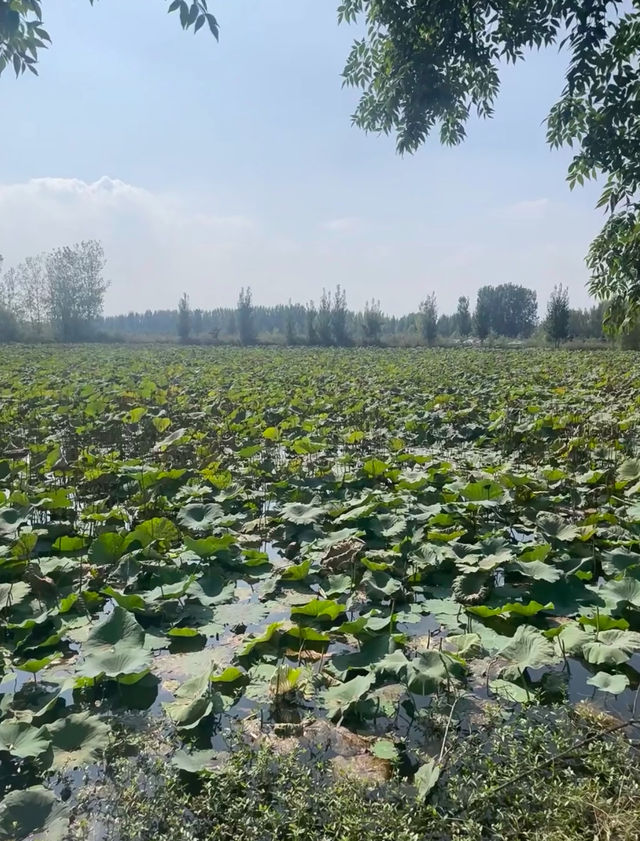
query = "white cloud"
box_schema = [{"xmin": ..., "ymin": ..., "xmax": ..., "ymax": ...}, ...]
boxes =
[
  {"xmin": 321, "ymin": 216, "xmax": 363, "ymax": 233},
  {"xmin": 0, "ymin": 177, "xmax": 596, "ymax": 316},
  {"xmin": 500, "ymin": 198, "xmax": 550, "ymax": 221}
]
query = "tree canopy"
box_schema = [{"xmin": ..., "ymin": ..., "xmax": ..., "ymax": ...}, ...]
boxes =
[
  {"xmin": 339, "ymin": 0, "xmax": 640, "ymax": 330},
  {"xmin": 0, "ymin": 0, "xmax": 218, "ymax": 76}
]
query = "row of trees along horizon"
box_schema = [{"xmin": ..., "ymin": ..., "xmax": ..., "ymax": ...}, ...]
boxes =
[{"xmin": 0, "ymin": 240, "xmax": 608, "ymax": 346}]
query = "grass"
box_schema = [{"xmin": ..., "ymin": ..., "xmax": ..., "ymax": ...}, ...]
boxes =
[{"xmin": 69, "ymin": 704, "xmax": 640, "ymax": 841}]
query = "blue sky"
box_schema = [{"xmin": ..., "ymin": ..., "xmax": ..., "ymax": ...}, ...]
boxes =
[{"xmin": 0, "ymin": 0, "xmax": 603, "ymax": 316}]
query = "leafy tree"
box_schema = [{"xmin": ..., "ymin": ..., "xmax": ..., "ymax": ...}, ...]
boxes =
[
  {"xmin": 331, "ymin": 284, "xmax": 349, "ymax": 346},
  {"xmin": 474, "ymin": 289, "xmax": 492, "ymax": 343},
  {"xmin": 0, "ymin": 0, "xmax": 219, "ymax": 77},
  {"xmin": 419, "ymin": 293, "xmax": 438, "ymax": 346},
  {"xmin": 285, "ymin": 300, "xmax": 296, "ymax": 345},
  {"xmin": 317, "ymin": 289, "xmax": 333, "ymax": 346},
  {"xmin": 475, "ymin": 284, "xmax": 537, "ymax": 338},
  {"xmin": 45, "ymin": 240, "xmax": 108, "ymax": 341},
  {"xmin": 545, "ymin": 285, "xmax": 570, "ymax": 346},
  {"xmin": 236, "ymin": 286, "xmax": 255, "ymax": 345},
  {"xmin": 305, "ymin": 301, "xmax": 318, "ymax": 345},
  {"xmin": 456, "ymin": 296, "xmax": 472, "ymax": 337},
  {"xmin": 177, "ymin": 292, "xmax": 191, "ymax": 344},
  {"xmin": 192, "ymin": 307, "xmax": 203, "ymax": 336},
  {"xmin": 361, "ymin": 298, "xmax": 383, "ymax": 345},
  {"xmin": 0, "ymin": 306, "xmax": 19, "ymax": 340},
  {"xmin": 339, "ymin": 1, "xmax": 640, "ymax": 331}
]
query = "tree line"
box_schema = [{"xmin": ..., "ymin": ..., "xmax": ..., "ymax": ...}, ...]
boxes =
[
  {"xmin": 0, "ymin": 241, "xmax": 605, "ymax": 347},
  {"xmin": 168, "ymin": 283, "xmax": 601, "ymax": 347},
  {"xmin": 0, "ymin": 242, "xmax": 108, "ymax": 341}
]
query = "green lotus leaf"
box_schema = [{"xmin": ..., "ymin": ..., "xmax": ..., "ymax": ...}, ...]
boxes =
[
  {"xmin": 591, "ymin": 577, "xmax": 640, "ymax": 613},
  {"xmin": 124, "ymin": 517, "xmax": 180, "ymax": 550},
  {"xmin": 163, "ymin": 669, "xmax": 220, "ymax": 729},
  {"xmin": 279, "ymin": 502, "xmax": 326, "ymax": 525},
  {"xmin": 214, "ymin": 601, "xmax": 268, "ymax": 627},
  {"xmin": 184, "ymin": 534, "xmax": 236, "ymax": 558},
  {"xmin": 281, "ymin": 559, "xmax": 311, "ymax": 580},
  {"xmin": 172, "ymin": 748, "xmax": 218, "ymax": 773},
  {"xmin": 238, "ymin": 621, "xmax": 283, "ymax": 656},
  {"xmin": 407, "ymin": 650, "xmax": 464, "ymax": 694},
  {"xmin": 452, "ymin": 571, "xmax": 492, "ymax": 605},
  {"xmin": 536, "ymin": 513, "xmax": 579, "ymax": 542},
  {"xmin": 510, "ymin": 560, "xmax": 561, "ymax": 583},
  {"xmin": 0, "ymin": 720, "xmax": 50, "ymax": 758},
  {"xmin": 177, "ymin": 503, "xmax": 225, "ymax": 533},
  {"xmin": 460, "ymin": 481, "xmax": 503, "ymax": 501},
  {"xmin": 89, "ymin": 532, "xmax": 127, "ymax": 564},
  {"xmin": 0, "ymin": 506, "xmax": 30, "ymax": 537},
  {"xmin": 498, "ymin": 625, "xmax": 559, "ymax": 679},
  {"xmin": 489, "ymin": 678, "xmax": 532, "ymax": 704},
  {"xmin": 291, "ymin": 599, "xmax": 345, "ymax": 622},
  {"xmin": 48, "ymin": 711, "xmax": 110, "ymax": 770},
  {"xmin": 466, "ymin": 600, "xmax": 554, "ymax": 619},
  {"xmin": 320, "ymin": 672, "xmax": 375, "ymax": 719},
  {"xmin": 582, "ymin": 630, "xmax": 640, "ymax": 666},
  {"xmin": 102, "ymin": 586, "xmax": 147, "ymax": 612},
  {"xmin": 79, "ymin": 605, "xmax": 151, "ymax": 679},
  {"xmin": 518, "ymin": 543, "xmax": 551, "ymax": 562},
  {"xmin": 587, "ymin": 671, "xmax": 630, "ymax": 694},
  {"xmin": 0, "ymin": 787, "xmax": 68, "ymax": 841}
]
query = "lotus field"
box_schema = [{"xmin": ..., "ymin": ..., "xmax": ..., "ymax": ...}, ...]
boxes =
[{"xmin": 3, "ymin": 345, "xmax": 640, "ymax": 832}]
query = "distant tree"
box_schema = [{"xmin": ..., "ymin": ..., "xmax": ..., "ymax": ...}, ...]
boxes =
[
  {"xmin": 192, "ymin": 308, "xmax": 203, "ymax": 337},
  {"xmin": 306, "ymin": 301, "xmax": 318, "ymax": 345},
  {"xmin": 362, "ymin": 298, "xmax": 383, "ymax": 345},
  {"xmin": 285, "ymin": 300, "xmax": 296, "ymax": 345},
  {"xmin": 177, "ymin": 292, "xmax": 191, "ymax": 344},
  {"xmin": 456, "ymin": 296, "xmax": 472, "ymax": 337},
  {"xmin": 45, "ymin": 240, "xmax": 108, "ymax": 341},
  {"xmin": 331, "ymin": 284, "xmax": 349, "ymax": 346},
  {"xmin": 437, "ymin": 313, "xmax": 455, "ymax": 338},
  {"xmin": 474, "ymin": 289, "xmax": 492, "ymax": 343},
  {"xmin": 0, "ymin": 307, "xmax": 19, "ymax": 342},
  {"xmin": 237, "ymin": 286, "xmax": 256, "ymax": 345},
  {"xmin": 475, "ymin": 284, "xmax": 537, "ymax": 338},
  {"xmin": 0, "ymin": 265, "xmax": 24, "ymax": 320},
  {"xmin": 317, "ymin": 289, "xmax": 332, "ymax": 346},
  {"xmin": 419, "ymin": 293, "xmax": 438, "ymax": 346},
  {"xmin": 545, "ymin": 285, "xmax": 570, "ymax": 346},
  {"xmin": 19, "ymin": 255, "xmax": 47, "ymax": 335}
]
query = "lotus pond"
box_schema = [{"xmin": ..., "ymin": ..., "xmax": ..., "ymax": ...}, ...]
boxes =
[{"xmin": 3, "ymin": 345, "xmax": 640, "ymax": 837}]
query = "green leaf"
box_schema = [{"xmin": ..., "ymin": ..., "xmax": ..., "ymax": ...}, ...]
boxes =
[
  {"xmin": 0, "ymin": 787, "xmax": 68, "ymax": 841},
  {"xmin": 320, "ymin": 672, "xmax": 375, "ymax": 719},
  {"xmin": 291, "ymin": 599, "xmax": 345, "ymax": 622},
  {"xmin": 125, "ymin": 517, "xmax": 180, "ymax": 550},
  {"xmin": 0, "ymin": 720, "xmax": 50, "ymax": 758},
  {"xmin": 371, "ymin": 739, "xmax": 399, "ymax": 761},
  {"xmin": 163, "ymin": 669, "xmax": 217, "ymax": 729},
  {"xmin": 489, "ymin": 679, "xmax": 531, "ymax": 704},
  {"xmin": 48, "ymin": 711, "xmax": 110, "ymax": 770},
  {"xmin": 102, "ymin": 586, "xmax": 147, "ymax": 612},
  {"xmin": 414, "ymin": 758, "xmax": 441, "ymax": 801},
  {"xmin": 498, "ymin": 625, "xmax": 558, "ymax": 679},
  {"xmin": 184, "ymin": 534, "xmax": 236, "ymax": 558},
  {"xmin": 79, "ymin": 605, "xmax": 150, "ymax": 679},
  {"xmin": 89, "ymin": 532, "xmax": 127, "ymax": 564},
  {"xmin": 177, "ymin": 502, "xmax": 224, "ymax": 532},
  {"xmin": 587, "ymin": 671, "xmax": 630, "ymax": 694},
  {"xmin": 466, "ymin": 600, "xmax": 554, "ymax": 619}
]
